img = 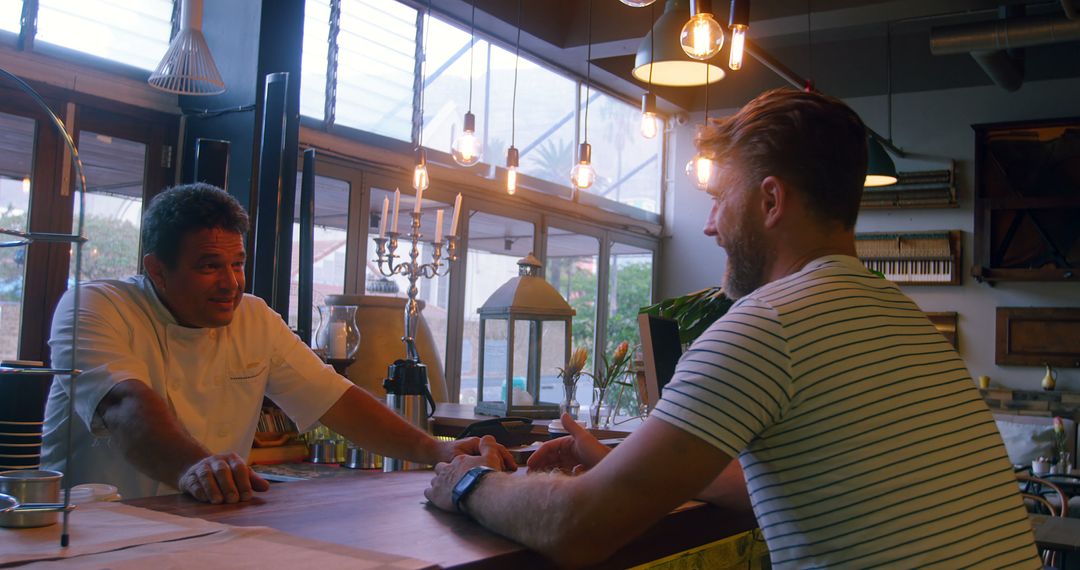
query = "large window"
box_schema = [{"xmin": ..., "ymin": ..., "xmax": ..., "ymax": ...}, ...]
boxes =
[
  {"xmin": 288, "ymin": 173, "xmax": 350, "ymax": 330},
  {"xmin": 546, "ymin": 226, "xmax": 600, "ymax": 406},
  {"xmin": 0, "ymin": 112, "xmax": 34, "ymax": 360},
  {"xmin": 607, "ymin": 242, "xmax": 653, "ymax": 352},
  {"xmin": 580, "ymin": 88, "xmax": 663, "ymax": 213},
  {"xmin": 300, "ymin": 0, "xmax": 331, "ymax": 121},
  {"xmin": 35, "ymin": 0, "xmax": 173, "ymax": 71},
  {"xmin": 0, "ymin": 2, "xmax": 20, "ymax": 33}
]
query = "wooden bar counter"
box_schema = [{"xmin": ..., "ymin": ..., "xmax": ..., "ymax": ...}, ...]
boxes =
[{"xmin": 127, "ymin": 470, "xmax": 757, "ymax": 569}]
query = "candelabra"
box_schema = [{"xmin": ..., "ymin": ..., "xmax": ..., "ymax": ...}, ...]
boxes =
[{"xmin": 372, "ymin": 209, "xmax": 457, "ymax": 471}]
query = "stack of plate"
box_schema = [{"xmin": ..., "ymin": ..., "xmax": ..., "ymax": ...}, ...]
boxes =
[{"xmin": 0, "ymin": 372, "xmax": 52, "ymax": 470}]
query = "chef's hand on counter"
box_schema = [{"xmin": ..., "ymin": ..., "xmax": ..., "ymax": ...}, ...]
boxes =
[
  {"xmin": 425, "ymin": 435, "xmax": 508, "ymax": 512},
  {"xmin": 526, "ymin": 413, "xmax": 610, "ymax": 475},
  {"xmin": 178, "ymin": 452, "xmax": 270, "ymax": 504},
  {"xmin": 438, "ymin": 436, "xmax": 517, "ymax": 471}
]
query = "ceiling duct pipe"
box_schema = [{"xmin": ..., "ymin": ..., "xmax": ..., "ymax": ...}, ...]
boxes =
[{"xmin": 930, "ymin": 13, "xmax": 1080, "ymax": 90}]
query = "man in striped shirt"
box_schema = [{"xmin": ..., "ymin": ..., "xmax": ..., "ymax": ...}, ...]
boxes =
[{"xmin": 425, "ymin": 88, "xmax": 1039, "ymax": 568}]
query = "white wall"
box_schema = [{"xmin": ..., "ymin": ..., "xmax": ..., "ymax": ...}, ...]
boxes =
[{"xmin": 659, "ymin": 77, "xmax": 1080, "ymax": 392}]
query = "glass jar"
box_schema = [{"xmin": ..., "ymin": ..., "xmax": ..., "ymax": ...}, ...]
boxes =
[{"xmin": 314, "ymin": 298, "xmax": 361, "ymax": 374}]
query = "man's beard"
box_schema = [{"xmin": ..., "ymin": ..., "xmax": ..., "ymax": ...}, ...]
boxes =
[{"xmin": 721, "ymin": 217, "xmax": 768, "ymax": 300}]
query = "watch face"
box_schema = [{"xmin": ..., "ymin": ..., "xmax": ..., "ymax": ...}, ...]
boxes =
[{"xmin": 453, "ymin": 466, "xmax": 494, "ymax": 512}]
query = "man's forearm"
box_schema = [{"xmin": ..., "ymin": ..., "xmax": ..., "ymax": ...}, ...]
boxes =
[
  {"xmin": 98, "ymin": 380, "xmax": 210, "ymax": 488},
  {"xmin": 320, "ymin": 386, "xmax": 441, "ymax": 464}
]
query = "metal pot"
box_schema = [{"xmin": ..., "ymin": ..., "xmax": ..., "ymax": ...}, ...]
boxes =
[
  {"xmin": 344, "ymin": 447, "xmax": 381, "ymax": 470},
  {"xmin": 308, "ymin": 440, "xmax": 337, "ymax": 464},
  {"xmin": 0, "ymin": 469, "xmax": 62, "ymax": 528}
]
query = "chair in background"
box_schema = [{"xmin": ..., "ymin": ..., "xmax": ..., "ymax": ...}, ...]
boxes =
[
  {"xmin": 0, "ymin": 372, "xmax": 53, "ymax": 470},
  {"xmin": 1018, "ymin": 474, "xmax": 1070, "ymax": 567}
]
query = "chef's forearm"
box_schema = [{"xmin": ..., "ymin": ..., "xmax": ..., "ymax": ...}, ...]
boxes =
[
  {"xmin": 97, "ymin": 379, "xmax": 210, "ymax": 486},
  {"xmin": 319, "ymin": 385, "xmax": 441, "ymax": 464}
]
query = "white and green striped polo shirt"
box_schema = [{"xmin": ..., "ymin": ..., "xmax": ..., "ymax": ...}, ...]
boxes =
[{"xmin": 654, "ymin": 255, "xmax": 1039, "ymax": 569}]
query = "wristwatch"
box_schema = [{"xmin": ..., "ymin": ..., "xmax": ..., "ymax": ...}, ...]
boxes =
[{"xmin": 452, "ymin": 466, "xmax": 496, "ymax": 514}]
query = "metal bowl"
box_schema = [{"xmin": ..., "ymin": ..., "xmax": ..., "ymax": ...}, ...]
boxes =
[{"xmin": 0, "ymin": 469, "xmax": 62, "ymax": 528}]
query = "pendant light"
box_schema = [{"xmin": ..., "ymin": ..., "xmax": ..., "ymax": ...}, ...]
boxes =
[
  {"xmin": 680, "ymin": 0, "xmax": 725, "ymax": 61},
  {"xmin": 451, "ymin": 1, "xmax": 483, "ymax": 167},
  {"xmin": 686, "ymin": 65, "xmax": 719, "ymax": 190},
  {"xmin": 633, "ymin": 0, "xmax": 724, "ymax": 87},
  {"xmin": 865, "ymin": 22, "xmax": 898, "ymax": 187},
  {"xmin": 413, "ymin": 0, "xmax": 432, "ymax": 191},
  {"xmin": 621, "ymin": 0, "xmax": 657, "ymax": 6},
  {"xmin": 728, "ymin": 0, "xmax": 749, "ymax": 71},
  {"xmin": 570, "ymin": 0, "xmax": 597, "ymax": 193},
  {"xmin": 506, "ymin": 0, "xmax": 522, "ymax": 195},
  {"xmin": 148, "ymin": 0, "xmax": 225, "ymax": 95},
  {"xmin": 639, "ymin": 3, "xmax": 662, "ymax": 139}
]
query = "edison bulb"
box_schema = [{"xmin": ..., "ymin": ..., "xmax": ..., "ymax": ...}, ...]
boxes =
[
  {"xmin": 680, "ymin": 13, "xmax": 725, "ymax": 61},
  {"xmin": 640, "ymin": 112, "xmax": 661, "ymax": 139},
  {"xmin": 451, "ymin": 111, "xmax": 482, "ymax": 166},
  {"xmin": 506, "ymin": 167, "xmax": 518, "ymax": 195},
  {"xmin": 570, "ymin": 162, "xmax": 596, "ymax": 190},
  {"xmin": 685, "ymin": 154, "xmax": 719, "ymax": 190},
  {"xmin": 619, "ymin": 0, "xmax": 657, "ymax": 5},
  {"xmin": 412, "ymin": 162, "xmax": 429, "ymax": 192},
  {"xmin": 729, "ymin": 26, "xmax": 747, "ymax": 70},
  {"xmin": 21, "ymin": 177, "xmax": 30, "ymax": 193}
]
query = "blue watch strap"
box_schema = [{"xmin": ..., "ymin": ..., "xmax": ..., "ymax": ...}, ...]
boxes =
[{"xmin": 452, "ymin": 466, "xmax": 496, "ymax": 514}]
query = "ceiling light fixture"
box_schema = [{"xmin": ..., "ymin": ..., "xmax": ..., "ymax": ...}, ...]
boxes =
[
  {"xmin": 451, "ymin": 0, "xmax": 482, "ymax": 167},
  {"xmin": 148, "ymin": 0, "xmax": 225, "ymax": 95},
  {"xmin": 620, "ymin": 0, "xmax": 658, "ymax": 6},
  {"xmin": 681, "ymin": 0, "xmax": 724, "ymax": 61},
  {"xmin": 413, "ymin": 0, "xmax": 432, "ymax": 192},
  {"xmin": 686, "ymin": 65, "xmax": 719, "ymax": 190},
  {"xmin": 571, "ymin": 0, "xmax": 597, "ymax": 193},
  {"xmin": 633, "ymin": 0, "xmax": 724, "ymax": 87},
  {"xmin": 728, "ymin": 0, "xmax": 749, "ymax": 70},
  {"xmin": 865, "ymin": 22, "xmax": 899, "ymax": 187},
  {"xmin": 640, "ymin": 3, "xmax": 662, "ymax": 139},
  {"xmin": 507, "ymin": 0, "xmax": 522, "ymax": 195}
]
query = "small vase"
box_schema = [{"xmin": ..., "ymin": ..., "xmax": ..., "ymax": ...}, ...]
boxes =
[
  {"xmin": 560, "ymin": 382, "xmax": 580, "ymax": 419},
  {"xmin": 1052, "ymin": 453, "xmax": 1071, "ymax": 475},
  {"xmin": 589, "ymin": 386, "xmax": 609, "ymax": 429}
]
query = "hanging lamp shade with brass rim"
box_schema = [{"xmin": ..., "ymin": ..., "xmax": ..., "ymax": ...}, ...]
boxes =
[
  {"xmin": 633, "ymin": 0, "xmax": 725, "ymax": 87},
  {"xmin": 865, "ymin": 135, "xmax": 898, "ymax": 187},
  {"xmin": 148, "ymin": 0, "xmax": 225, "ymax": 95}
]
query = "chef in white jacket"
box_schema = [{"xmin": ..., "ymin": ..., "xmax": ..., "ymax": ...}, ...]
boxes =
[{"xmin": 42, "ymin": 183, "xmax": 513, "ymax": 502}]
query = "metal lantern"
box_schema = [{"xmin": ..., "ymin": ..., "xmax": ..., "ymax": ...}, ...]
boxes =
[{"xmin": 475, "ymin": 254, "xmax": 575, "ymax": 419}]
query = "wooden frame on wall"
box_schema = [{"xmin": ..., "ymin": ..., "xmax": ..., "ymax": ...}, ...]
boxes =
[{"xmin": 995, "ymin": 307, "xmax": 1080, "ymax": 367}]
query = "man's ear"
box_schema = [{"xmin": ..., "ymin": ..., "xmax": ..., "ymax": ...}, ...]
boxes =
[
  {"xmin": 143, "ymin": 254, "xmax": 166, "ymax": 291},
  {"xmin": 758, "ymin": 175, "xmax": 787, "ymax": 229}
]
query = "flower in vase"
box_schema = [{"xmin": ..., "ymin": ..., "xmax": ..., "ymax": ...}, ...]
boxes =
[
  {"xmin": 1052, "ymin": 416, "xmax": 1068, "ymax": 462},
  {"xmin": 558, "ymin": 347, "xmax": 589, "ymax": 387}
]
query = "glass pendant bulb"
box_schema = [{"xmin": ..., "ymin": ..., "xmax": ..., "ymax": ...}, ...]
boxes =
[
  {"xmin": 680, "ymin": 12, "xmax": 725, "ymax": 61},
  {"xmin": 570, "ymin": 143, "xmax": 596, "ymax": 190},
  {"xmin": 640, "ymin": 92, "xmax": 661, "ymax": 139},
  {"xmin": 619, "ymin": 0, "xmax": 657, "ymax": 5},
  {"xmin": 506, "ymin": 146, "xmax": 519, "ymax": 195},
  {"xmin": 451, "ymin": 111, "xmax": 482, "ymax": 166},
  {"xmin": 729, "ymin": 25, "xmax": 747, "ymax": 70},
  {"xmin": 412, "ymin": 148, "xmax": 430, "ymax": 192},
  {"xmin": 685, "ymin": 154, "xmax": 719, "ymax": 190}
]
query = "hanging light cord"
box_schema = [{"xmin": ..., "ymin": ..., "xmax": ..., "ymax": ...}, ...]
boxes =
[
  {"xmin": 703, "ymin": 63, "xmax": 710, "ymax": 124},
  {"xmin": 467, "ymin": 0, "xmax": 476, "ymax": 112},
  {"xmin": 886, "ymin": 21, "xmax": 892, "ymax": 142},
  {"xmin": 584, "ymin": 0, "xmax": 592, "ymax": 144},
  {"xmin": 512, "ymin": 0, "xmax": 521, "ymax": 147},
  {"xmin": 647, "ymin": 2, "xmax": 654, "ymax": 88}
]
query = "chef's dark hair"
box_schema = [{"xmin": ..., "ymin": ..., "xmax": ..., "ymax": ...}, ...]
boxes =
[{"xmin": 141, "ymin": 183, "xmax": 249, "ymax": 267}]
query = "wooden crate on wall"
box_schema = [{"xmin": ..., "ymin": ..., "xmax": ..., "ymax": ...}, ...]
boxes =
[{"xmin": 995, "ymin": 307, "xmax": 1080, "ymax": 367}]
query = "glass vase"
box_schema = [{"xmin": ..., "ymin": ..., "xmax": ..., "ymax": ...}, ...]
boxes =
[
  {"xmin": 559, "ymin": 381, "xmax": 580, "ymax": 420},
  {"xmin": 589, "ymin": 386, "xmax": 609, "ymax": 429}
]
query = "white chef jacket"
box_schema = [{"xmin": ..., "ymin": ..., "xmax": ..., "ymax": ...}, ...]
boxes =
[{"xmin": 41, "ymin": 276, "xmax": 352, "ymax": 499}]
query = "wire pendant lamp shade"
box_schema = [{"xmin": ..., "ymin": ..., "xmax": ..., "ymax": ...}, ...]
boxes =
[{"xmin": 148, "ymin": 0, "xmax": 225, "ymax": 95}]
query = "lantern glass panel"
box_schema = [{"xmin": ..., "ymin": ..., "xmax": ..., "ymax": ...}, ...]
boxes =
[
  {"xmin": 478, "ymin": 318, "xmax": 508, "ymax": 405},
  {"xmin": 539, "ymin": 320, "xmax": 569, "ymax": 405}
]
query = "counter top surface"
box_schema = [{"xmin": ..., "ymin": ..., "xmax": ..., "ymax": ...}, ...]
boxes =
[{"xmin": 126, "ymin": 469, "xmax": 755, "ymax": 569}]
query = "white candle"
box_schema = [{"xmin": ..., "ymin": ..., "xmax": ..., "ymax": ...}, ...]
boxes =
[
  {"xmin": 434, "ymin": 209, "xmax": 444, "ymax": 243},
  {"xmin": 378, "ymin": 196, "xmax": 389, "ymax": 238},
  {"xmin": 329, "ymin": 321, "xmax": 347, "ymax": 359},
  {"xmin": 414, "ymin": 186, "xmax": 424, "ymax": 214},
  {"xmin": 391, "ymin": 189, "xmax": 400, "ymax": 234},
  {"xmin": 450, "ymin": 193, "xmax": 462, "ymax": 236}
]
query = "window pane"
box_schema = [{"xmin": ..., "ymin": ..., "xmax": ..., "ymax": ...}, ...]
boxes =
[
  {"xmin": 0, "ymin": 1, "xmax": 21, "ymax": 33},
  {"xmin": 335, "ymin": 0, "xmax": 415, "ymax": 140},
  {"xmin": 459, "ymin": 211, "xmax": 534, "ymax": 404},
  {"xmin": 607, "ymin": 243, "xmax": 653, "ymax": 352},
  {"xmin": 0, "ymin": 112, "xmax": 35, "ymax": 360},
  {"xmin": 545, "ymin": 227, "xmax": 599, "ymax": 407},
  {"xmin": 364, "ymin": 187, "xmax": 449, "ymax": 366},
  {"xmin": 71, "ymin": 131, "xmax": 145, "ymax": 282},
  {"xmin": 489, "ymin": 49, "xmax": 577, "ymax": 187},
  {"xmin": 422, "ymin": 16, "xmax": 487, "ymax": 158},
  {"xmin": 288, "ymin": 173, "xmax": 349, "ymax": 329},
  {"xmin": 300, "ymin": 0, "xmax": 330, "ymax": 121},
  {"xmin": 579, "ymin": 88, "xmax": 663, "ymax": 213},
  {"xmin": 37, "ymin": 0, "xmax": 172, "ymax": 71}
]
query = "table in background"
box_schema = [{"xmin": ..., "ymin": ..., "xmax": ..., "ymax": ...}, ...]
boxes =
[
  {"xmin": 430, "ymin": 403, "xmax": 643, "ymax": 440},
  {"xmin": 127, "ymin": 470, "xmax": 756, "ymax": 569}
]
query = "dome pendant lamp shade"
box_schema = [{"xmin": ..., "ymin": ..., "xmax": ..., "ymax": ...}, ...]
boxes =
[
  {"xmin": 148, "ymin": 0, "xmax": 225, "ymax": 95},
  {"xmin": 865, "ymin": 135, "xmax": 899, "ymax": 187},
  {"xmin": 633, "ymin": 0, "xmax": 725, "ymax": 87}
]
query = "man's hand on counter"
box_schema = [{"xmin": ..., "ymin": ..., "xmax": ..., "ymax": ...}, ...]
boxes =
[
  {"xmin": 178, "ymin": 452, "xmax": 270, "ymax": 504},
  {"xmin": 438, "ymin": 435, "xmax": 517, "ymax": 471},
  {"xmin": 526, "ymin": 413, "xmax": 610, "ymax": 475},
  {"xmin": 425, "ymin": 435, "xmax": 509, "ymax": 513}
]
